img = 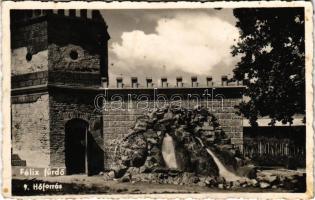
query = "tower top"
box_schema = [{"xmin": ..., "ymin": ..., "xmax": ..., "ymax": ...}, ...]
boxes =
[
  {"xmin": 11, "ymin": 10, "xmax": 106, "ymax": 25},
  {"xmin": 11, "ymin": 9, "xmax": 110, "ymax": 87}
]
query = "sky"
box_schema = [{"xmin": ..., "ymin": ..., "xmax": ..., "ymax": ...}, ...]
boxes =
[{"xmin": 101, "ymin": 9, "xmax": 240, "ymax": 86}]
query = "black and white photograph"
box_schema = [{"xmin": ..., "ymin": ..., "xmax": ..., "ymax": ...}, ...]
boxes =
[{"xmin": 2, "ymin": 1, "xmax": 313, "ymax": 198}]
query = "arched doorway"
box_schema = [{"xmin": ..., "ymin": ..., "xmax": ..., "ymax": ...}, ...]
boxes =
[{"xmin": 65, "ymin": 118, "xmax": 104, "ymax": 175}]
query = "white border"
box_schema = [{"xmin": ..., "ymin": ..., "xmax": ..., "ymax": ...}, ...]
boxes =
[{"xmin": 1, "ymin": 1, "xmax": 313, "ymax": 199}]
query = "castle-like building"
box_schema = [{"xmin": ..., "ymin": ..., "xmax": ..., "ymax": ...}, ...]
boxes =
[{"xmin": 10, "ymin": 10, "xmax": 251, "ymax": 175}]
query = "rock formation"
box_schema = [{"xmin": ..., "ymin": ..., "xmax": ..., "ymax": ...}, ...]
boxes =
[{"xmin": 117, "ymin": 105, "xmax": 235, "ymax": 176}]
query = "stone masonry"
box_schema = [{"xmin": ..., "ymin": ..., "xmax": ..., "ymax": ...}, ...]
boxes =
[
  {"xmin": 102, "ymin": 86, "xmax": 244, "ymax": 170},
  {"xmin": 11, "ymin": 93, "xmax": 50, "ymax": 167}
]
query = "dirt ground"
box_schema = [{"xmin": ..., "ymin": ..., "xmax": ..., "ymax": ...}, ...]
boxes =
[{"xmin": 12, "ymin": 175, "xmax": 291, "ymax": 196}]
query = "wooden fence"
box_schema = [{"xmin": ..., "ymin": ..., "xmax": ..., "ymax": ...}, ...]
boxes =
[{"xmin": 243, "ymin": 126, "xmax": 305, "ymax": 168}]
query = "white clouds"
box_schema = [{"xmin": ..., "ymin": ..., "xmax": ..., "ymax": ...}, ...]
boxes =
[{"xmin": 110, "ymin": 11, "xmax": 239, "ymax": 82}]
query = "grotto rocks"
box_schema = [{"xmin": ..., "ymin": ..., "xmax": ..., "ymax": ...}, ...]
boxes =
[
  {"xmin": 119, "ymin": 132, "xmax": 147, "ymax": 167},
  {"xmin": 181, "ymin": 137, "xmax": 219, "ymax": 175},
  {"xmin": 118, "ymin": 105, "xmax": 224, "ymax": 176}
]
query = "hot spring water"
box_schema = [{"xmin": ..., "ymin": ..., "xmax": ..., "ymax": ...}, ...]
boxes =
[
  {"xmin": 161, "ymin": 134, "xmax": 242, "ymax": 181},
  {"xmin": 196, "ymin": 137, "xmax": 242, "ymax": 181},
  {"xmin": 161, "ymin": 133, "xmax": 178, "ymax": 169},
  {"xmin": 205, "ymin": 147, "xmax": 241, "ymax": 181}
]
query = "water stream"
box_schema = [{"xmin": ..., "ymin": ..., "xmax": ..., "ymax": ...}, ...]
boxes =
[
  {"xmin": 196, "ymin": 137, "xmax": 242, "ymax": 181},
  {"xmin": 161, "ymin": 133, "xmax": 178, "ymax": 169}
]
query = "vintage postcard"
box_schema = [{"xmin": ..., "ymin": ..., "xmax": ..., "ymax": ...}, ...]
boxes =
[{"xmin": 1, "ymin": 1, "xmax": 313, "ymax": 198}]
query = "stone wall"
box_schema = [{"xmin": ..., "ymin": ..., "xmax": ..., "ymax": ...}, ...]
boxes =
[
  {"xmin": 48, "ymin": 89, "xmax": 103, "ymax": 169},
  {"xmin": 11, "ymin": 93, "xmax": 50, "ymax": 167},
  {"xmin": 11, "ymin": 19, "xmax": 48, "ymax": 75},
  {"xmin": 11, "ymin": 48, "xmax": 48, "ymax": 76},
  {"xmin": 48, "ymin": 71, "xmax": 101, "ymax": 88},
  {"xmin": 47, "ymin": 12, "xmax": 109, "ymax": 78},
  {"xmin": 11, "ymin": 71, "xmax": 48, "ymax": 88},
  {"xmin": 48, "ymin": 43, "xmax": 100, "ymax": 73},
  {"xmin": 102, "ymin": 87, "xmax": 243, "ymax": 170}
]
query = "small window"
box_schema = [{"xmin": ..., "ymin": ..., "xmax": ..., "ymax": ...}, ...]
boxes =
[
  {"xmin": 26, "ymin": 52, "xmax": 32, "ymax": 61},
  {"xmin": 69, "ymin": 50, "xmax": 78, "ymax": 60}
]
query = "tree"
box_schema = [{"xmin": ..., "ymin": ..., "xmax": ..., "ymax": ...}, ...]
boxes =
[{"xmin": 232, "ymin": 8, "xmax": 305, "ymax": 126}]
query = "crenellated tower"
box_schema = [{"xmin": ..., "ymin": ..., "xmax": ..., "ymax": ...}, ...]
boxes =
[{"xmin": 11, "ymin": 10, "xmax": 110, "ymax": 175}]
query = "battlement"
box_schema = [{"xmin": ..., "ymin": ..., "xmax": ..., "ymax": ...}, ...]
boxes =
[
  {"xmin": 101, "ymin": 75, "xmax": 245, "ymax": 89},
  {"xmin": 11, "ymin": 9, "xmax": 105, "ymax": 24}
]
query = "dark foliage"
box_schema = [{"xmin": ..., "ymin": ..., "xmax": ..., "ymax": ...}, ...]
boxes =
[{"xmin": 232, "ymin": 8, "xmax": 305, "ymax": 126}]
